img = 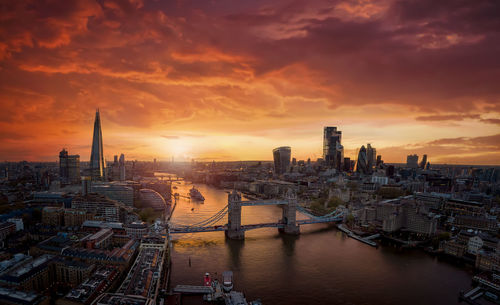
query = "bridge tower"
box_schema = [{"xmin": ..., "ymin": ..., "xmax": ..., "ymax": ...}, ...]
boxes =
[
  {"xmin": 279, "ymin": 188, "xmax": 300, "ymax": 235},
  {"xmin": 226, "ymin": 190, "xmax": 244, "ymax": 239}
]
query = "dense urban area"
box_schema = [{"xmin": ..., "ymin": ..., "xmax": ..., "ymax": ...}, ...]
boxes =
[{"xmin": 0, "ymin": 111, "xmax": 499, "ymax": 305}]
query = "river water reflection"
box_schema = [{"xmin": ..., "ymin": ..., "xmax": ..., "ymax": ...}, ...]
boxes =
[{"xmin": 167, "ymin": 180, "xmax": 472, "ymax": 305}]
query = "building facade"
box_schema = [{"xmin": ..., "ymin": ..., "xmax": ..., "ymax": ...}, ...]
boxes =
[
  {"xmin": 89, "ymin": 110, "xmax": 106, "ymax": 181},
  {"xmin": 323, "ymin": 127, "xmax": 344, "ymax": 170},
  {"xmin": 273, "ymin": 146, "xmax": 291, "ymax": 176},
  {"xmin": 59, "ymin": 149, "xmax": 81, "ymax": 185}
]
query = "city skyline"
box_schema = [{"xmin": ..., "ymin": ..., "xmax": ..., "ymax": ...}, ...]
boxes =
[
  {"xmin": 1, "ymin": 0, "xmax": 500, "ymax": 164},
  {"xmin": 1, "ymin": 108, "xmax": 500, "ymax": 166}
]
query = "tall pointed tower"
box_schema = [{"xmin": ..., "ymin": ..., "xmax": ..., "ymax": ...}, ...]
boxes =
[{"xmin": 90, "ymin": 109, "xmax": 106, "ymax": 181}]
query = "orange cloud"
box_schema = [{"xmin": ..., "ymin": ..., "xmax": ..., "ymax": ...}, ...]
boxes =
[{"xmin": 0, "ymin": 0, "xmax": 499, "ymax": 164}]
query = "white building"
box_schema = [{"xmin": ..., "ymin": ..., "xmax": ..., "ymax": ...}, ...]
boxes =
[{"xmin": 468, "ymin": 235, "xmax": 484, "ymax": 255}]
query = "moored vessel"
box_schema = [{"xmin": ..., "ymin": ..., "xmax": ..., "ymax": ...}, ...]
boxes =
[
  {"xmin": 190, "ymin": 186, "xmax": 205, "ymax": 201},
  {"xmin": 222, "ymin": 271, "xmax": 233, "ymax": 292}
]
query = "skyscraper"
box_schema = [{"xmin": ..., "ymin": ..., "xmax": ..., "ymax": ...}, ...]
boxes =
[
  {"xmin": 119, "ymin": 153, "xmax": 126, "ymax": 181},
  {"xmin": 273, "ymin": 146, "xmax": 291, "ymax": 176},
  {"xmin": 111, "ymin": 155, "xmax": 120, "ymax": 181},
  {"xmin": 89, "ymin": 109, "xmax": 106, "ymax": 181},
  {"xmin": 323, "ymin": 127, "xmax": 344, "ymax": 170},
  {"xmin": 366, "ymin": 143, "xmax": 376, "ymax": 173},
  {"xmin": 343, "ymin": 157, "xmax": 351, "ymax": 171},
  {"xmin": 356, "ymin": 145, "xmax": 368, "ymax": 174},
  {"xmin": 419, "ymin": 154, "xmax": 427, "ymax": 169},
  {"xmin": 407, "ymin": 154, "xmax": 419, "ymax": 169},
  {"xmin": 59, "ymin": 148, "xmax": 80, "ymax": 185}
]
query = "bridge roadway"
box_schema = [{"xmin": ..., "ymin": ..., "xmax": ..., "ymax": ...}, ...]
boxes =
[
  {"xmin": 169, "ymin": 216, "xmax": 343, "ymax": 234},
  {"xmin": 237, "ymin": 199, "xmax": 290, "ymax": 206}
]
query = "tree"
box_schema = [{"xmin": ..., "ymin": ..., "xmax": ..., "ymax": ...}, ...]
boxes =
[
  {"xmin": 326, "ymin": 196, "xmax": 343, "ymax": 208},
  {"xmin": 346, "ymin": 214, "xmax": 355, "ymax": 226}
]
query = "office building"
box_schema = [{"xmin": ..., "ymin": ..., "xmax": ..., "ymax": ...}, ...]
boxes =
[
  {"xmin": 91, "ymin": 182, "xmax": 134, "ymax": 207},
  {"xmin": 81, "ymin": 228, "xmax": 113, "ymax": 249},
  {"xmin": 139, "ymin": 189, "xmax": 166, "ymax": 210},
  {"xmin": 89, "ymin": 109, "xmax": 106, "ymax": 181},
  {"xmin": 81, "ymin": 176, "xmax": 91, "ymax": 196},
  {"xmin": 343, "ymin": 157, "xmax": 351, "ymax": 171},
  {"xmin": 273, "ymin": 146, "xmax": 291, "ymax": 175},
  {"xmin": 54, "ymin": 258, "xmax": 94, "ymax": 288},
  {"xmin": 71, "ymin": 194, "xmax": 126, "ymax": 223},
  {"xmin": 407, "ymin": 154, "xmax": 419, "ymax": 168},
  {"xmin": 111, "ymin": 155, "xmax": 120, "ymax": 181},
  {"xmin": 64, "ymin": 209, "xmax": 94, "ymax": 227},
  {"xmin": 323, "ymin": 127, "xmax": 344, "ymax": 170},
  {"xmin": 0, "ymin": 254, "xmax": 54, "ymax": 291},
  {"xmin": 366, "ymin": 144, "xmax": 376, "ymax": 173},
  {"xmin": 59, "ymin": 149, "xmax": 80, "ymax": 185},
  {"xmin": 420, "ymin": 154, "xmax": 428, "ymax": 169},
  {"xmin": 0, "ymin": 286, "xmax": 48, "ymax": 305},
  {"xmin": 57, "ymin": 265, "xmax": 119, "ymax": 305},
  {"xmin": 110, "ymin": 154, "xmax": 126, "ymax": 181},
  {"xmin": 356, "ymin": 145, "xmax": 369, "ymax": 174},
  {"xmin": 42, "ymin": 207, "xmax": 64, "ymax": 226},
  {"xmin": 125, "ymin": 222, "xmax": 148, "ymax": 238},
  {"xmin": 119, "ymin": 153, "xmax": 126, "ymax": 181}
]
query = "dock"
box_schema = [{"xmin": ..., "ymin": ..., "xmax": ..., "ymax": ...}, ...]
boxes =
[
  {"xmin": 173, "ymin": 285, "xmax": 213, "ymax": 294},
  {"xmin": 337, "ymin": 224, "xmax": 378, "ymax": 247},
  {"xmin": 174, "ymin": 272, "xmax": 262, "ymax": 305},
  {"xmin": 459, "ymin": 286, "xmax": 483, "ymax": 305}
]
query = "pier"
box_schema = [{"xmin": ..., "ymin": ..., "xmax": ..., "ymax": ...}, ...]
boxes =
[
  {"xmin": 173, "ymin": 285, "xmax": 213, "ymax": 294},
  {"xmin": 337, "ymin": 224, "xmax": 378, "ymax": 247}
]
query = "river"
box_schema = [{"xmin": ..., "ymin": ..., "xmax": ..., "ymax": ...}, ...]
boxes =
[{"xmin": 167, "ymin": 180, "xmax": 472, "ymax": 305}]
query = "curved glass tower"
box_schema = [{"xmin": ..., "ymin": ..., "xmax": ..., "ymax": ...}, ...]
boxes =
[
  {"xmin": 273, "ymin": 146, "xmax": 291, "ymax": 176},
  {"xmin": 356, "ymin": 145, "xmax": 368, "ymax": 174}
]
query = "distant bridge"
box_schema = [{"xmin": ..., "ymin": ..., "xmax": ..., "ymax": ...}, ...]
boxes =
[{"xmin": 169, "ymin": 189, "xmax": 344, "ymax": 239}]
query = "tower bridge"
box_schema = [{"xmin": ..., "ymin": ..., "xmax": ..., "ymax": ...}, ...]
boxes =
[{"xmin": 169, "ymin": 189, "xmax": 344, "ymax": 239}]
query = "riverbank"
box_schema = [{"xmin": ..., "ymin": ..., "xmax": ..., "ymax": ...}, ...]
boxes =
[{"xmin": 169, "ymin": 181, "xmax": 473, "ymax": 305}]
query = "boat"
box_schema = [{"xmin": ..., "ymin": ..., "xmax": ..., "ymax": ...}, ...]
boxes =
[
  {"xmin": 222, "ymin": 271, "xmax": 233, "ymax": 292},
  {"xmin": 204, "ymin": 272, "xmax": 211, "ymax": 286},
  {"xmin": 189, "ymin": 186, "xmax": 205, "ymax": 201}
]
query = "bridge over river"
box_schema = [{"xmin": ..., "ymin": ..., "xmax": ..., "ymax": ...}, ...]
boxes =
[{"xmin": 169, "ymin": 189, "xmax": 344, "ymax": 239}]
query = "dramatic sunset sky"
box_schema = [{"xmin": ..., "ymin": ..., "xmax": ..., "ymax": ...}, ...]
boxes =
[{"xmin": 1, "ymin": 0, "xmax": 499, "ymax": 164}]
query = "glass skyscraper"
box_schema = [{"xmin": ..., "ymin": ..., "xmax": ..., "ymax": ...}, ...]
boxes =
[
  {"xmin": 356, "ymin": 145, "xmax": 369, "ymax": 174},
  {"xmin": 59, "ymin": 148, "xmax": 80, "ymax": 185},
  {"xmin": 323, "ymin": 127, "xmax": 344, "ymax": 170},
  {"xmin": 273, "ymin": 146, "xmax": 291, "ymax": 176},
  {"xmin": 90, "ymin": 109, "xmax": 106, "ymax": 181},
  {"xmin": 366, "ymin": 143, "xmax": 376, "ymax": 173}
]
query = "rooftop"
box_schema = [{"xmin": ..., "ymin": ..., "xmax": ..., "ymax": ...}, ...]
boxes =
[
  {"xmin": 0, "ymin": 287, "xmax": 45, "ymax": 305},
  {"xmin": 0, "ymin": 254, "xmax": 54, "ymax": 283},
  {"xmin": 64, "ymin": 265, "xmax": 118, "ymax": 304}
]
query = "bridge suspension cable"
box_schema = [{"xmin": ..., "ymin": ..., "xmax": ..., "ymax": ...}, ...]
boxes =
[
  {"xmin": 173, "ymin": 205, "xmax": 229, "ymax": 228},
  {"xmin": 296, "ymin": 206, "xmax": 343, "ymax": 219}
]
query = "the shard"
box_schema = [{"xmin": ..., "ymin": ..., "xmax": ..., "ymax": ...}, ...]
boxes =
[{"xmin": 90, "ymin": 109, "xmax": 106, "ymax": 181}]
